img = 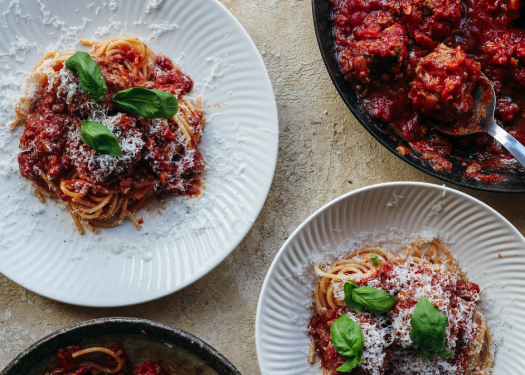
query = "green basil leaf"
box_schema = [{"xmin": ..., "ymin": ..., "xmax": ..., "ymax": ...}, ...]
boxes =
[
  {"xmin": 369, "ymin": 252, "xmax": 379, "ymax": 265},
  {"xmin": 410, "ymin": 296, "xmax": 449, "ymax": 354},
  {"xmin": 65, "ymin": 51, "xmax": 107, "ymax": 101},
  {"xmin": 112, "ymin": 88, "xmax": 178, "ymax": 119},
  {"xmin": 336, "ymin": 357, "xmax": 362, "ymax": 373},
  {"xmin": 344, "ymin": 281, "xmax": 364, "ymax": 314},
  {"xmin": 330, "ymin": 314, "xmax": 365, "ymax": 361},
  {"xmin": 438, "ymin": 350, "xmax": 452, "ymax": 359},
  {"xmin": 352, "ymin": 287, "xmax": 397, "ymax": 314},
  {"xmin": 417, "ymin": 347, "xmax": 436, "ymax": 361},
  {"xmin": 81, "ymin": 121, "xmax": 122, "ymax": 157}
]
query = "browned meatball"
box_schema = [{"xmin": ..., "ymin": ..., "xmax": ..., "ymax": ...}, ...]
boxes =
[
  {"xmin": 66, "ymin": 114, "xmax": 144, "ymax": 184},
  {"xmin": 409, "ymin": 44, "xmax": 481, "ymax": 121},
  {"xmin": 339, "ymin": 12, "xmax": 409, "ymax": 84}
]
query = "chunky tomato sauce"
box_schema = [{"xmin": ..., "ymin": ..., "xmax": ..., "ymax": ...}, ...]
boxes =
[
  {"xmin": 310, "ymin": 308, "xmax": 353, "ymax": 373},
  {"xmin": 19, "ymin": 53, "xmax": 204, "ymax": 203},
  {"xmin": 330, "ymin": 0, "xmax": 525, "ymax": 181}
]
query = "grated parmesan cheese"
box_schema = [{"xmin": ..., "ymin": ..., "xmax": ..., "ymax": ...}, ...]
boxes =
[
  {"xmin": 147, "ymin": 20, "xmax": 179, "ymax": 43},
  {"xmin": 347, "ymin": 311, "xmax": 393, "ymax": 375},
  {"xmin": 67, "ymin": 114, "xmax": 145, "ymax": 182},
  {"xmin": 0, "ymin": 73, "xmax": 24, "ymax": 126},
  {"xmin": 388, "ymin": 347, "xmax": 458, "ymax": 375},
  {"xmin": 53, "ymin": 65, "xmax": 82, "ymax": 104},
  {"xmin": 387, "ymin": 193, "xmax": 405, "ymax": 207},
  {"xmin": 95, "ymin": 15, "xmax": 121, "ymax": 37},
  {"xmin": 2, "ymin": 0, "xmax": 32, "ymax": 28},
  {"xmin": 1, "ymin": 36, "xmax": 39, "ymax": 63},
  {"xmin": 145, "ymin": 0, "xmax": 163, "ymax": 14},
  {"xmin": 198, "ymin": 55, "xmax": 228, "ymax": 93}
]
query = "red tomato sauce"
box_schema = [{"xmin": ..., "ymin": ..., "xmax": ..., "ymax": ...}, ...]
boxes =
[
  {"xmin": 309, "ymin": 308, "xmax": 349, "ymax": 374},
  {"xmin": 330, "ymin": 0, "xmax": 525, "ymax": 181}
]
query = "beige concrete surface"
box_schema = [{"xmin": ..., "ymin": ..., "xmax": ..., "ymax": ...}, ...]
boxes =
[{"xmin": 2, "ymin": 1, "xmax": 525, "ymax": 374}]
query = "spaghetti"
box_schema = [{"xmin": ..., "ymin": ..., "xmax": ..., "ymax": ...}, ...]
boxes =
[
  {"xmin": 309, "ymin": 240, "xmax": 494, "ymax": 375},
  {"xmin": 15, "ymin": 36, "xmax": 206, "ymax": 234}
]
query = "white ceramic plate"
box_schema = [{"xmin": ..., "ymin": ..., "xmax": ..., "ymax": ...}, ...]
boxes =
[
  {"xmin": 0, "ymin": 0, "xmax": 278, "ymax": 307},
  {"xmin": 255, "ymin": 182, "xmax": 525, "ymax": 375}
]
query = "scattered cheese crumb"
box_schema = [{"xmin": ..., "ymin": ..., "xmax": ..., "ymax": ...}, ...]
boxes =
[
  {"xmin": 147, "ymin": 20, "xmax": 179, "ymax": 43},
  {"xmin": 145, "ymin": 0, "xmax": 163, "ymax": 14}
]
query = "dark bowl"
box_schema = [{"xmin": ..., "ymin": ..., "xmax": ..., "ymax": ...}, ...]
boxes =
[
  {"xmin": 312, "ymin": 0, "xmax": 525, "ymax": 193},
  {"xmin": 0, "ymin": 318, "xmax": 241, "ymax": 375}
]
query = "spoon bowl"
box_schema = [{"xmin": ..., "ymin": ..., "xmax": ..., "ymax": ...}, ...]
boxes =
[{"xmin": 424, "ymin": 73, "xmax": 525, "ymax": 168}]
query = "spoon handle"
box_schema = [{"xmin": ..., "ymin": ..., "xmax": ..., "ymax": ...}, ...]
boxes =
[{"xmin": 485, "ymin": 119, "xmax": 525, "ymax": 168}]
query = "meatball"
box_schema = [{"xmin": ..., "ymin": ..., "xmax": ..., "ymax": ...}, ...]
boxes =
[
  {"xmin": 339, "ymin": 12, "xmax": 409, "ymax": 83},
  {"xmin": 66, "ymin": 114, "xmax": 144, "ymax": 184},
  {"xmin": 18, "ymin": 109, "xmax": 76, "ymax": 182},
  {"xmin": 142, "ymin": 118, "xmax": 204, "ymax": 196},
  {"xmin": 48, "ymin": 60, "xmax": 132, "ymax": 120},
  {"xmin": 409, "ymin": 44, "xmax": 481, "ymax": 121},
  {"xmin": 388, "ymin": 0, "xmax": 462, "ymax": 48}
]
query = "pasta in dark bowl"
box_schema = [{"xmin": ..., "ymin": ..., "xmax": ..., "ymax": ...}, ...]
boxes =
[{"xmin": 0, "ymin": 318, "xmax": 240, "ymax": 375}]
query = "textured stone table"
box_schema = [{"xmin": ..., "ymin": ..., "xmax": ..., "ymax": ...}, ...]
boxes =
[{"xmin": 2, "ymin": 1, "xmax": 525, "ymax": 374}]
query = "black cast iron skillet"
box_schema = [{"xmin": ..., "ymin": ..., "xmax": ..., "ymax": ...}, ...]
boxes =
[
  {"xmin": 312, "ymin": 0, "xmax": 525, "ymax": 193},
  {"xmin": 0, "ymin": 317, "xmax": 241, "ymax": 375}
]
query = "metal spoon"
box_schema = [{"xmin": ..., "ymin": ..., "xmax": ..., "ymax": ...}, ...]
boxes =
[{"xmin": 425, "ymin": 73, "xmax": 525, "ymax": 168}]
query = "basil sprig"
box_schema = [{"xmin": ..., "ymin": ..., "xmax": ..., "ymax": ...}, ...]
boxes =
[
  {"xmin": 410, "ymin": 296, "xmax": 452, "ymax": 360},
  {"xmin": 343, "ymin": 280, "xmax": 397, "ymax": 315},
  {"xmin": 112, "ymin": 88, "xmax": 178, "ymax": 119},
  {"xmin": 81, "ymin": 121, "xmax": 122, "ymax": 157},
  {"xmin": 369, "ymin": 252, "xmax": 379, "ymax": 265},
  {"xmin": 65, "ymin": 51, "xmax": 107, "ymax": 101},
  {"xmin": 330, "ymin": 314, "xmax": 364, "ymax": 373}
]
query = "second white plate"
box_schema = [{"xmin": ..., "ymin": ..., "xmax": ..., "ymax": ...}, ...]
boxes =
[{"xmin": 256, "ymin": 182, "xmax": 525, "ymax": 375}]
